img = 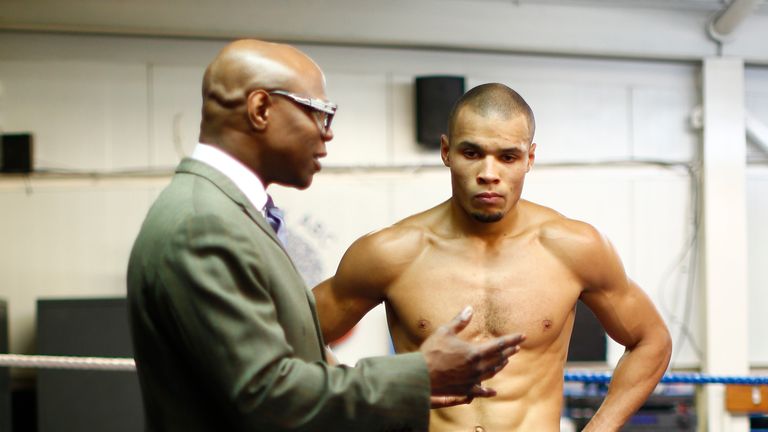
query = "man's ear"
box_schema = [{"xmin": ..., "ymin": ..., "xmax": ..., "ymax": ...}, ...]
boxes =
[
  {"xmin": 247, "ymin": 90, "xmax": 270, "ymax": 131},
  {"xmin": 527, "ymin": 142, "xmax": 537, "ymax": 172},
  {"xmin": 440, "ymin": 134, "xmax": 451, "ymax": 167}
]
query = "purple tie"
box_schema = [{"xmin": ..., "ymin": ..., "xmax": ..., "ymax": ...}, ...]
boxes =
[{"xmin": 264, "ymin": 196, "xmax": 286, "ymax": 244}]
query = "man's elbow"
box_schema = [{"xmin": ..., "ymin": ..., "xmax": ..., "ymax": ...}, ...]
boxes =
[
  {"xmin": 650, "ymin": 325, "xmax": 673, "ymax": 373},
  {"xmin": 630, "ymin": 324, "xmax": 672, "ymax": 374},
  {"xmin": 660, "ymin": 327, "xmax": 673, "ymax": 365},
  {"xmin": 311, "ymin": 281, "xmax": 335, "ymax": 339}
]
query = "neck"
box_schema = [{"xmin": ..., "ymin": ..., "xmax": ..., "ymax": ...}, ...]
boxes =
[
  {"xmin": 448, "ymin": 198, "xmax": 525, "ymax": 240},
  {"xmin": 199, "ymin": 130, "xmax": 271, "ymax": 187}
]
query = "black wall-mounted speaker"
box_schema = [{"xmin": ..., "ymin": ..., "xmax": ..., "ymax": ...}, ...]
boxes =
[
  {"xmin": 0, "ymin": 133, "xmax": 33, "ymax": 173},
  {"xmin": 415, "ymin": 76, "xmax": 465, "ymax": 150}
]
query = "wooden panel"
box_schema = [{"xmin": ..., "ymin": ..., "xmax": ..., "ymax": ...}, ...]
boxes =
[
  {"xmin": 0, "ymin": 60, "xmax": 148, "ymax": 171},
  {"xmin": 632, "ymin": 86, "xmax": 698, "ymax": 162},
  {"xmin": 747, "ymin": 170, "xmax": 768, "ymax": 365},
  {"xmin": 0, "ymin": 300, "xmax": 10, "ymax": 432},
  {"xmin": 725, "ymin": 385, "xmax": 768, "ymax": 414},
  {"xmin": 504, "ymin": 81, "xmax": 631, "ymax": 162},
  {"xmin": 0, "ymin": 182, "xmax": 165, "ymax": 354},
  {"xmin": 633, "ymin": 174, "xmax": 700, "ymax": 367},
  {"xmin": 322, "ymin": 72, "xmax": 388, "ymax": 166},
  {"xmin": 150, "ymin": 65, "xmax": 205, "ymax": 167}
]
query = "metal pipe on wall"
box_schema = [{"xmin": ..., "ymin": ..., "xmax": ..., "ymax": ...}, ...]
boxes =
[
  {"xmin": 708, "ymin": 0, "xmax": 765, "ymax": 42},
  {"xmin": 746, "ymin": 111, "xmax": 768, "ymax": 153}
]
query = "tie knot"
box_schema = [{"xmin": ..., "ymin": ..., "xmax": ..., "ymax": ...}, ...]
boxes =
[
  {"xmin": 264, "ymin": 195, "xmax": 285, "ymax": 243},
  {"xmin": 265, "ymin": 195, "xmax": 277, "ymax": 211}
]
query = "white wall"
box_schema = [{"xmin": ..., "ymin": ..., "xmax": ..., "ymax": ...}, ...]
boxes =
[{"xmin": 0, "ymin": 30, "xmax": 766, "ymax": 370}]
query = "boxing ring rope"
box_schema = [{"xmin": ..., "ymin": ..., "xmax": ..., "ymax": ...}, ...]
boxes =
[
  {"xmin": 565, "ymin": 371, "xmax": 768, "ymax": 385},
  {"xmin": 1, "ymin": 353, "xmax": 767, "ymax": 386},
  {"xmin": 0, "ymin": 354, "xmax": 135, "ymax": 371}
]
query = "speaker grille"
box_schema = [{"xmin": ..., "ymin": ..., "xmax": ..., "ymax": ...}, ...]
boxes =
[
  {"xmin": 0, "ymin": 134, "xmax": 33, "ymax": 173},
  {"xmin": 415, "ymin": 76, "xmax": 465, "ymax": 149}
]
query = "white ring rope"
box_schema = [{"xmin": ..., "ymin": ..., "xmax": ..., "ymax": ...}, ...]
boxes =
[
  {"xmin": 0, "ymin": 354, "xmax": 135, "ymax": 371},
  {"xmin": 1, "ymin": 354, "xmax": 766, "ymax": 386}
]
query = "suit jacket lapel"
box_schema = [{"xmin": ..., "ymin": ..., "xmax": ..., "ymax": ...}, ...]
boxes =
[
  {"xmin": 175, "ymin": 158, "xmax": 285, "ymax": 250},
  {"xmin": 176, "ymin": 158, "xmax": 327, "ymax": 354}
]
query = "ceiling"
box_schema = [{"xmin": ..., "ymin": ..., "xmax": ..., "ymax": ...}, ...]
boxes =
[
  {"xmin": 0, "ymin": 0, "xmax": 766, "ymax": 63},
  {"xmin": 471, "ymin": 0, "xmax": 767, "ymax": 12}
]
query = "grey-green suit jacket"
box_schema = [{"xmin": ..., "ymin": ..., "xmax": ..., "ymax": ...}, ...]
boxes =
[{"xmin": 127, "ymin": 159, "xmax": 429, "ymax": 431}]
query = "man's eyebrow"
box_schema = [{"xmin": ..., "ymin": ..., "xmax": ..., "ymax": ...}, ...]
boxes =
[
  {"xmin": 456, "ymin": 141, "xmax": 481, "ymax": 150},
  {"xmin": 457, "ymin": 141, "xmax": 525, "ymax": 154},
  {"xmin": 500, "ymin": 147, "xmax": 525, "ymax": 155}
]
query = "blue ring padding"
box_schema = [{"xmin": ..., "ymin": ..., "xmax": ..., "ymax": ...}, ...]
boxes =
[{"xmin": 565, "ymin": 372, "xmax": 768, "ymax": 385}]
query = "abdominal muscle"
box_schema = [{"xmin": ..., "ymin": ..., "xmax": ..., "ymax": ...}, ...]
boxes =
[{"xmin": 428, "ymin": 349, "xmax": 566, "ymax": 432}]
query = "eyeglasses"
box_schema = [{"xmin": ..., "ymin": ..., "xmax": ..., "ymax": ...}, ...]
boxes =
[{"xmin": 269, "ymin": 90, "xmax": 337, "ymax": 134}]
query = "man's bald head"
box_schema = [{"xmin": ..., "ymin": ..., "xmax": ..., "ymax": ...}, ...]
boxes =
[
  {"xmin": 447, "ymin": 83, "xmax": 535, "ymax": 144},
  {"xmin": 199, "ymin": 39, "xmax": 324, "ymax": 140}
]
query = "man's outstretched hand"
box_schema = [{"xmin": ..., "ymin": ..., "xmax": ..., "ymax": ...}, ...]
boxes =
[
  {"xmin": 420, "ymin": 306, "xmax": 525, "ymax": 406},
  {"xmin": 430, "ymin": 385, "xmax": 497, "ymax": 409}
]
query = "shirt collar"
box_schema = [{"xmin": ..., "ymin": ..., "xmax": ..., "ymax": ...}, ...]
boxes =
[{"xmin": 191, "ymin": 143, "xmax": 268, "ymax": 215}]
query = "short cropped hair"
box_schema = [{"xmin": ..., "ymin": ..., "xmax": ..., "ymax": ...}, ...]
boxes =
[{"xmin": 447, "ymin": 83, "xmax": 536, "ymax": 143}]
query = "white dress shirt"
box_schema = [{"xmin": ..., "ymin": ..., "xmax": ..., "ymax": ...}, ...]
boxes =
[{"xmin": 190, "ymin": 143, "xmax": 269, "ymax": 217}]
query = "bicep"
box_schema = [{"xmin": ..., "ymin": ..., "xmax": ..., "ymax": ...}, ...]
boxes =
[
  {"xmin": 578, "ymin": 237, "xmax": 666, "ymax": 349},
  {"xmin": 314, "ymin": 277, "xmax": 382, "ymax": 343},
  {"xmin": 581, "ymin": 279, "xmax": 665, "ymax": 350},
  {"xmin": 313, "ymin": 237, "xmax": 390, "ymax": 343}
]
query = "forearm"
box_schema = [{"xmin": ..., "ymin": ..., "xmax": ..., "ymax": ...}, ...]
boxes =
[
  {"xmin": 236, "ymin": 353, "xmax": 430, "ymax": 430},
  {"xmin": 583, "ymin": 336, "xmax": 672, "ymax": 431}
]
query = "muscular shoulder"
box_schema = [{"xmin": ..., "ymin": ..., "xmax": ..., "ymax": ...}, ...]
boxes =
[
  {"xmin": 526, "ymin": 202, "xmax": 615, "ymax": 284},
  {"xmin": 539, "ymin": 216, "xmax": 605, "ymax": 255},
  {"xmin": 337, "ymin": 203, "xmax": 446, "ymax": 290},
  {"xmin": 348, "ymin": 212, "xmax": 435, "ymax": 272}
]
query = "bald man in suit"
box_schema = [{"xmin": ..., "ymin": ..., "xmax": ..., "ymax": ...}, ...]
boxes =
[{"xmin": 127, "ymin": 40, "xmax": 524, "ymax": 432}]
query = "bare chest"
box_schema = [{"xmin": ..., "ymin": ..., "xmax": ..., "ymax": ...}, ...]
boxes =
[{"xmin": 386, "ymin": 239, "xmax": 582, "ymax": 350}]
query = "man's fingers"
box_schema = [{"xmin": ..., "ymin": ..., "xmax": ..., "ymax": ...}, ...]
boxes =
[
  {"xmin": 501, "ymin": 345, "xmax": 521, "ymax": 359},
  {"xmin": 445, "ymin": 305, "xmax": 474, "ymax": 335},
  {"xmin": 478, "ymin": 335, "xmax": 525, "ymax": 381},
  {"xmin": 430, "ymin": 395, "xmax": 470, "ymax": 409},
  {"xmin": 478, "ymin": 357, "xmax": 510, "ymax": 381},
  {"xmin": 476, "ymin": 333, "xmax": 526, "ymax": 357},
  {"xmin": 430, "ymin": 385, "xmax": 497, "ymax": 408},
  {"xmin": 468, "ymin": 384, "xmax": 496, "ymax": 398}
]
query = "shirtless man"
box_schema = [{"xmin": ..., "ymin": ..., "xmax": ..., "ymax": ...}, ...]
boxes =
[{"xmin": 313, "ymin": 83, "xmax": 672, "ymax": 431}]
